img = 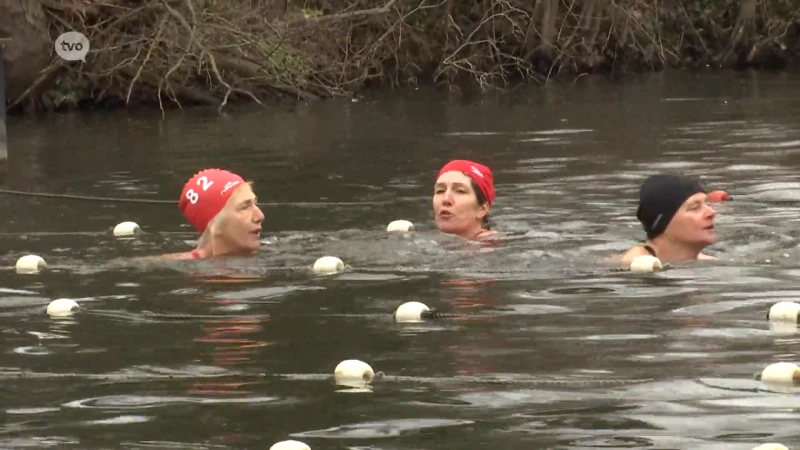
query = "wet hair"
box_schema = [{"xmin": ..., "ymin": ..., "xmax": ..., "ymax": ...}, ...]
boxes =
[{"xmin": 470, "ymin": 179, "xmax": 492, "ymax": 230}]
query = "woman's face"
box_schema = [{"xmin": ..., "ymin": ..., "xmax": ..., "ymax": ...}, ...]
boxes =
[
  {"xmin": 432, "ymin": 171, "xmax": 488, "ymax": 237},
  {"xmin": 663, "ymin": 192, "xmax": 717, "ymax": 247},
  {"xmin": 214, "ymin": 184, "xmax": 265, "ymax": 255}
]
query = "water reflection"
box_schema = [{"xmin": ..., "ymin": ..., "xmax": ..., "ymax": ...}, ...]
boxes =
[
  {"xmin": 438, "ymin": 278, "xmax": 499, "ymax": 380},
  {"xmin": 440, "ymin": 278, "xmax": 496, "ymax": 313},
  {"xmin": 186, "ymin": 277, "xmax": 273, "ymax": 397}
]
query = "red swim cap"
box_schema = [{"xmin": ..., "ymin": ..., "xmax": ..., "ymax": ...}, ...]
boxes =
[
  {"xmin": 437, "ymin": 160, "xmax": 496, "ymax": 205},
  {"xmin": 707, "ymin": 190, "xmax": 732, "ymax": 202},
  {"xmin": 178, "ymin": 168, "xmax": 246, "ymax": 233}
]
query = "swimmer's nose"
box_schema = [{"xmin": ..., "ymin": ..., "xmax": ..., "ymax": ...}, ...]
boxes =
[
  {"xmin": 442, "ymin": 189, "xmax": 455, "ymax": 205},
  {"xmin": 707, "ymin": 190, "xmax": 731, "ymax": 202},
  {"xmin": 254, "ymin": 205, "xmax": 265, "ymax": 222}
]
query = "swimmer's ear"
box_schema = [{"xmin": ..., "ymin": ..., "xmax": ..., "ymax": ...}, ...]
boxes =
[{"xmin": 476, "ymin": 202, "xmax": 489, "ymax": 219}]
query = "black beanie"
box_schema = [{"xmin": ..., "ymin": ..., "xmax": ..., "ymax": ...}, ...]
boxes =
[{"xmin": 636, "ymin": 174, "xmax": 705, "ymax": 240}]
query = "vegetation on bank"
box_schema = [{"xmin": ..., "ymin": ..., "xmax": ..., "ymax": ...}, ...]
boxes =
[{"xmin": 2, "ymin": 0, "xmax": 799, "ymax": 113}]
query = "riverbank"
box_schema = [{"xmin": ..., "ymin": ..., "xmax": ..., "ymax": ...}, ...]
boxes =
[{"xmin": 2, "ymin": 0, "xmax": 799, "ymax": 114}]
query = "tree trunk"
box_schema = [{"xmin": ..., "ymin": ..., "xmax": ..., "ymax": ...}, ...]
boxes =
[
  {"xmin": 0, "ymin": 40, "xmax": 7, "ymax": 161},
  {"xmin": 0, "ymin": 0, "xmax": 51, "ymax": 109}
]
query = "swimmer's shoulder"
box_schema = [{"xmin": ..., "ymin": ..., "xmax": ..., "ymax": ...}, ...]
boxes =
[
  {"xmin": 163, "ymin": 249, "xmax": 204, "ymax": 260},
  {"xmin": 129, "ymin": 250, "xmax": 203, "ymax": 263},
  {"xmin": 476, "ymin": 230, "xmax": 499, "ymax": 239},
  {"xmin": 613, "ymin": 247, "xmax": 717, "ymax": 264}
]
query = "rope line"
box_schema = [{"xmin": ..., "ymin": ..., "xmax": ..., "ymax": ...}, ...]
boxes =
[
  {"xmin": 0, "ymin": 188, "xmax": 398, "ymax": 206},
  {"xmin": 0, "ymin": 189, "xmax": 173, "ymax": 204}
]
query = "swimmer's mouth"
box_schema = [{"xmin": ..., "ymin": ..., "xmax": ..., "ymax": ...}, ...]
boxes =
[
  {"xmin": 704, "ymin": 225, "xmax": 715, "ymax": 231},
  {"xmin": 439, "ymin": 210, "xmax": 453, "ymax": 218},
  {"xmin": 252, "ymin": 228, "xmax": 262, "ymax": 236}
]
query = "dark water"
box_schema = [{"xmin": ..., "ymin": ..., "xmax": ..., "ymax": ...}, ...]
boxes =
[{"xmin": 1, "ymin": 71, "xmax": 800, "ymax": 449}]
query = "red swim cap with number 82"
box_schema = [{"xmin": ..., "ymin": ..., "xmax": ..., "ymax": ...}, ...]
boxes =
[{"xmin": 178, "ymin": 168, "xmax": 245, "ymax": 233}]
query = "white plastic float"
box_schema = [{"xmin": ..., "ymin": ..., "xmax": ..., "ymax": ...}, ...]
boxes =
[
  {"xmin": 752, "ymin": 444, "xmax": 789, "ymax": 450},
  {"xmin": 394, "ymin": 301, "xmax": 430, "ymax": 323},
  {"xmin": 113, "ymin": 221, "xmax": 141, "ymax": 237},
  {"xmin": 313, "ymin": 256, "xmax": 345, "ymax": 275},
  {"xmin": 767, "ymin": 301, "xmax": 800, "ymax": 322},
  {"xmin": 768, "ymin": 320, "xmax": 798, "ymax": 336},
  {"xmin": 47, "ymin": 299, "xmax": 80, "ymax": 317},
  {"xmin": 334, "ymin": 359, "xmax": 375, "ymax": 385},
  {"xmin": 15, "ymin": 255, "xmax": 46, "ymax": 274},
  {"xmin": 759, "ymin": 362, "xmax": 800, "ymax": 385},
  {"xmin": 629, "ymin": 254, "xmax": 662, "ymax": 273},
  {"xmin": 386, "ymin": 220, "xmax": 415, "ymax": 232},
  {"xmin": 269, "ymin": 441, "xmax": 311, "ymax": 450}
]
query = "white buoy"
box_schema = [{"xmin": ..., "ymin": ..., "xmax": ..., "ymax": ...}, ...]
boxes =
[
  {"xmin": 313, "ymin": 256, "xmax": 345, "ymax": 275},
  {"xmin": 767, "ymin": 301, "xmax": 800, "ymax": 322},
  {"xmin": 334, "ymin": 359, "xmax": 375, "ymax": 384},
  {"xmin": 269, "ymin": 441, "xmax": 311, "ymax": 450},
  {"xmin": 47, "ymin": 299, "xmax": 79, "ymax": 317},
  {"xmin": 15, "ymin": 255, "xmax": 46, "ymax": 274},
  {"xmin": 386, "ymin": 220, "xmax": 415, "ymax": 232},
  {"xmin": 752, "ymin": 444, "xmax": 789, "ymax": 450},
  {"xmin": 394, "ymin": 301, "xmax": 430, "ymax": 323},
  {"xmin": 629, "ymin": 254, "xmax": 662, "ymax": 273},
  {"xmin": 113, "ymin": 221, "xmax": 141, "ymax": 237},
  {"xmin": 759, "ymin": 362, "xmax": 800, "ymax": 385},
  {"xmin": 769, "ymin": 320, "xmax": 798, "ymax": 335}
]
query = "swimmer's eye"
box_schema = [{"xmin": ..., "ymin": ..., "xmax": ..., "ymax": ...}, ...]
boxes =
[{"xmin": 687, "ymin": 202, "xmax": 704, "ymax": 211}]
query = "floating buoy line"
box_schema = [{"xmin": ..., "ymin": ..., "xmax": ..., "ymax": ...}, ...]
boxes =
[{"xmin": 0, "ymin": 188, "xmax": 413, "ymax": 206}]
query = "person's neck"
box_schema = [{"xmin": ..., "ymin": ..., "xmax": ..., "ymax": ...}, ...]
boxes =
[
  {"xmin": 647, "ymin": 238, "xmax": 703, "ymax": 262},
  {"xmin": 455, "ymin": 224, "xmax": 488, "ymax": 240},
  {"xmin": 196, "ymin": 240, "xmax": 254, "ymax": 258}
]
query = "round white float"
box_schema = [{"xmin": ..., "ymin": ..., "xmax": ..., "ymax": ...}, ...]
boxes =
[
  {"xmin": 47, "ymin": 299, "xmax": 79, "ymax": 317},
  {"xmin": 629, "ymin": 255, "xmax": 662, "ymax": 273},
  {"xmin": 767, "ymin": 301, "xmax": 800, "ymax": 322},
  {"xmin": 386, "ymin": 220, "xmax": 415, "ymax": 233},
  {"xmin": 15, "ymin": 255, "xmax": 46, "ymax": 274},
  {"xmin": 394, "ymin": 301, "xmax": 430, "ymax": 323},
  {"xmin": 269, "ymin": 440, "xmax": 311, "ymax": 450},
  {"xmin": 759, "ymin": 362, "xmax": 800, "ymax": 385},
  {"xmin": 313, "ymin": 256, "xmax": 345, "ymax": 275},
  {"xmin": 334, "ymin": 359, "xmax": 375, "ymax": 384},
  {"xmin": 113, "ymin": 221, "xmax": 141, "ymax": 237},
  {"xmin": 752, "ymin": 444, "xmax": 789, "ymax": 450},
  {"xmin": 768, "ymin": 320, "xmax": 798, "ymax": 335}
]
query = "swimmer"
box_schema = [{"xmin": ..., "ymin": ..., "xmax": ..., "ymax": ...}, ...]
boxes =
[
  {"xmin": 163, "ymin": 168, "xmax": 264, "ymax": 260},
  {"xmin": 618, "ymin": 173, "xmax": 718, "ymax": 264},
  {"xmin": 433, "ymin": 159, "xmax": 497, "ymax": 240}
]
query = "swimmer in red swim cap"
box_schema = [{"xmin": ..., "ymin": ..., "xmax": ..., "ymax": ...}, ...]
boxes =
[
  {"xmin": 433, "ymin": 160, "xmax": 497, "ymax": 240},
  {"xmin": 164, "ymin": 168, "xmax": 264, "ymax": 259},
  {"xmin": 619, "ymin": 173, "xmax": 719, "ymax": 264}
]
